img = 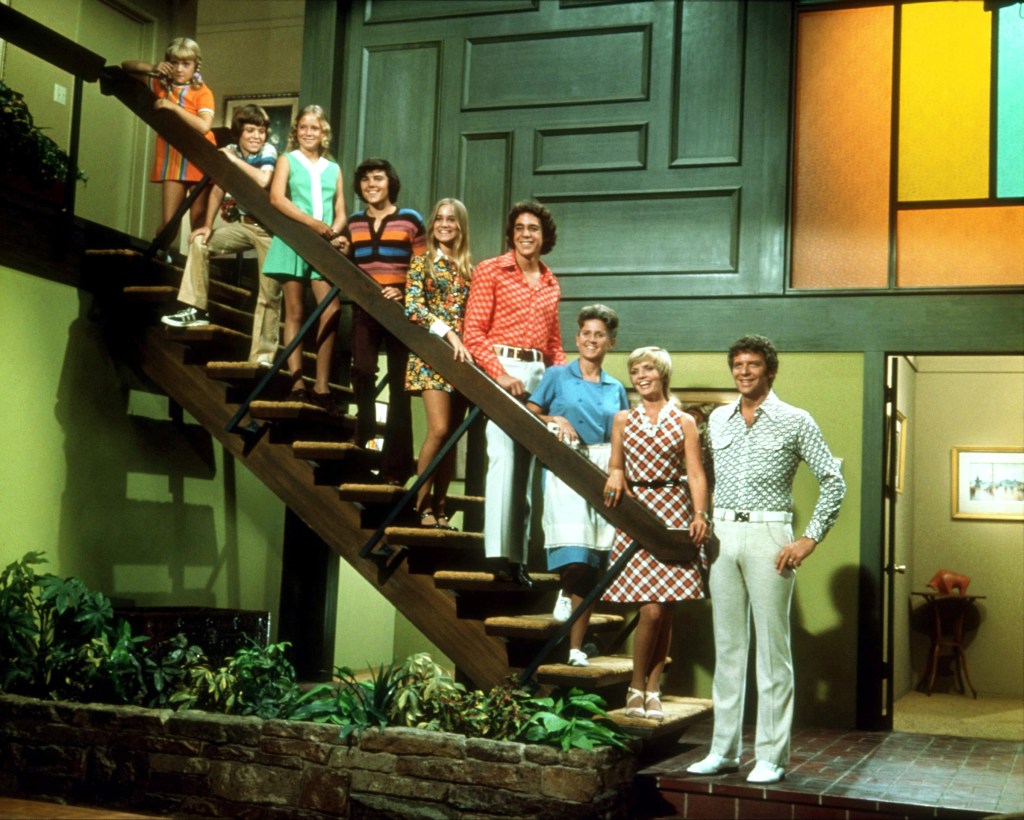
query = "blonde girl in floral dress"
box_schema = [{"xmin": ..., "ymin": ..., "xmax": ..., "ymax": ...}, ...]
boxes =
[{"xmin": 404, "ymin": 199, "xmax": 474, "ymax": 529}]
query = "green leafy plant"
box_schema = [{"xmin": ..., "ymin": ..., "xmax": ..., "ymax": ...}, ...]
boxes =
[
  {"xmin": 0, "ymin": 80, "xmax": 87, "ymax": 185},
  {"xmin": 172, "ymin": 639, "xmax": 300, "ymax": 719},
  {"xmin": 521, "ymin": 688, "xmax": 631, "ymax": 751}
]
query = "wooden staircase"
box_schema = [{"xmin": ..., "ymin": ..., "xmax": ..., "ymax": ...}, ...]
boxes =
[{"xmin": 83, "ymin": 246, "xmax": 712, "ymax": 739}]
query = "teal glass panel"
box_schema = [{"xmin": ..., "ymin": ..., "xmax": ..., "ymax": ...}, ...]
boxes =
[{"xmin": 997, "ymin": 6, "xmax": 1024, "ymax": 197}]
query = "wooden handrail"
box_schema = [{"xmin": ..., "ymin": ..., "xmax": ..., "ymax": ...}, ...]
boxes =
[
  {"xmin": 97, "ymin": 65, "xmax": 695, "ymax": 565},
  {"xmin": 0, "ymin": 5, "xmax": 105, "ymax": 82}
]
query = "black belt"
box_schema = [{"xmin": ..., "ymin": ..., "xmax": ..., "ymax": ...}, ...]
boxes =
[{"xmin": 631, "ymin": 480, "xmax": 681, "ymax": 489}]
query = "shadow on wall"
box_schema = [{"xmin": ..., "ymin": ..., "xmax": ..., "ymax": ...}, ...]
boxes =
[{"xmin": 51, "ymin": 289, "xmax": 229, "ymax": 606}]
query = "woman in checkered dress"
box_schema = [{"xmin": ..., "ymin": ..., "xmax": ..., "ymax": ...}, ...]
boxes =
[{"xmin": 602, "ymin": 347, "xmax": 710, "ymax": 721}]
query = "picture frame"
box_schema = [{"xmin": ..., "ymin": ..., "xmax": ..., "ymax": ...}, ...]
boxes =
[
  {"xmin": 950, "ymin": 446, "xmax": 1024, "ymax": 521},
  {"xmin": 221, "ymin": 93, "xmax": 299, "ymax": 154},
  {"xmin": 894, "ymin": 411, "xmax": 907, "ymax": 494}
]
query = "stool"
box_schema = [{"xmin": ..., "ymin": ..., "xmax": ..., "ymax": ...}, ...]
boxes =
[{"xmin": 913, "ymin": 591, "xmax": 984, "ymax": 698}]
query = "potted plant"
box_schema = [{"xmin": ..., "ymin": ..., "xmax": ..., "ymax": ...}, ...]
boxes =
[{"xmin": 0, "ymin": 80, "xmax": 87, "ymax": 203}]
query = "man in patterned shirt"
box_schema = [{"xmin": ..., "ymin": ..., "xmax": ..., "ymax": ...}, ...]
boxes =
[
  {"xmin": 463, "ymin": 201, "xmax": 566, "ymax": 586},
  {"xmin": 688, "ymin": 334, "xmax": 845, "ymax": 785}
]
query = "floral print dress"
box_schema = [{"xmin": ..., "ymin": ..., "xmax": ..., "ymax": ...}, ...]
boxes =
[{"xmin": 404, "ymin": 251, "xmax": 471, "ymax": 393}]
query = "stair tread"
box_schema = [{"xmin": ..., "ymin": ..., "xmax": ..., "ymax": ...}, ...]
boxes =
[
  {"xmin": 536, "ymin": 653, "xmax": 672, "ymax": 688},
  {"xmin": 485, "ymin": 612, "xmax": 624, "ymax": 639},
  {"xmin": 385, "ymin": 526, "xmax": 482, "ymax": 549},
  {"xmin": 340, "ymin": 484, "xmax": 483, "ymax": 504},
  {"xmin": 433, "ymin": 570, "xmax": 560, "ymax": 591},
  {"xmin": 607, "ymin": 695, "xmax": 713, "ymax": 739},
  {"xmin": 294, "ymin": 441, "xmax": 364, "ymax": 459},
  {"xmin": 162, "ymin": 324, "xmax": 249, "ymax": 342},
  {"xmin": 249, "ymin": 399, "xmax": 356, "ymax": 423}
]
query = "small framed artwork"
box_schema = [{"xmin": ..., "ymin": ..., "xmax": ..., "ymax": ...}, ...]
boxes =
[
  {"xmin": 951, "ymin": 446, "xmax": 1024, "ymax": 521},
  {"xmin": 221, "ymin": 93, "xmax": 299, "ymax": 154},
  {"xmin": 894, "ymin": 411, "xmax": 907, "ymax": 494}
]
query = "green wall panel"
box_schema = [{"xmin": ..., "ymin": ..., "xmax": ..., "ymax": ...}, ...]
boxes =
[{"xmin": 534, "ymin": 123, "xmax": 648, "ymax": 173}]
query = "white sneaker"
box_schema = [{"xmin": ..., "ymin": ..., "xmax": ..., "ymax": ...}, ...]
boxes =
[
  {"xmin": 746, "ymin": 760, "xmax": 785, "ymax": 784},
  {"xmin": 161, "ymin": 307, "xmax": 209, "ymax": 328},
  {"xmin": 567, "ymin": 648, "xmax": 588, "ymax": 667},
  {"xmin": 686, "ymin": 753, "xmax": 740, "ymax": 775},
  {"xmin": 552, "ymin": 593, "xmax": 572, "ymax": 623},
  {"xmin": 255, "ymin": 358, "xmax": 275, "ymax": 369}
]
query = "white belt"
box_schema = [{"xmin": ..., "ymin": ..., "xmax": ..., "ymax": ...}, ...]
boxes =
[{"xmin": 715, "ymin": 508, "xmax": 793, "ymax": 524}]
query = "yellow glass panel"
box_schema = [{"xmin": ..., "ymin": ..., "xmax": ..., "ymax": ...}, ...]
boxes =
[
  {"xmin": 792, "ymin": 6, "xmax": 893, "ymax": 289},
  {"xmin": 899, "ymin": 1, "xmax": 991, "ymax": 201},
  {"xmin": 897, "ymin": 207, "xmax": 1024, "ymax": 287}
]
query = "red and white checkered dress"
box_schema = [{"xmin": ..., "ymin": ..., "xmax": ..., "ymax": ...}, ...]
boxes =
[{"xmin": 602, "ymin": 404, "xmax": 708, "ymax": 603}]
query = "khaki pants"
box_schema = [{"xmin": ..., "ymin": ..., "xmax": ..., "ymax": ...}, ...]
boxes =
[{"xmin": 178, "ymin": 221, "xmax": 280, "ymax": 363}]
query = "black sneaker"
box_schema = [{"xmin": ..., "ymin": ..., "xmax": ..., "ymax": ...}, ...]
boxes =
[{"xmin": 161, "ymin": 307, "xmax": 210, "ymax": 328}]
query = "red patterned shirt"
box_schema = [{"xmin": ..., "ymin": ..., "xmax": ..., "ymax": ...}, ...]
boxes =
[{"xmin": 463, "ymin": 251, "xmax": 566, "ymax": 380}]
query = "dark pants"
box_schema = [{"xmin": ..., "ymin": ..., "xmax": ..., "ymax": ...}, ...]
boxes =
[{"xmin": 351, "ymin": 301, "xmax": 413, "ymax": 482}]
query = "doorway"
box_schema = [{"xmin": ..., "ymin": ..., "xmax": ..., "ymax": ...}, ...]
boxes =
[{"xmin": 885, "ymin": 354, "xmax": 1024, "ymax": 740}]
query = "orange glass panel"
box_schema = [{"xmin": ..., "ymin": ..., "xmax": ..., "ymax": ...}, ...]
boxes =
[
  {"xmin": 899, "ymin": 1, "xmax": 991, "ymax": 202},
  {"xmin": 897, "ymin": 207, "xmax": 1024, "ymax": 287},
  {"xmin": 792, "ymin": 6, "xmax": 892, "ymax": 289}
]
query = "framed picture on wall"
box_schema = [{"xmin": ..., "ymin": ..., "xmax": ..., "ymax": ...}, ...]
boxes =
[
  {"xmin": 221, "ymin": 93, "xmax": 299, "ymax": 154},
  {"xmin": 951, "ymin": 446, "xmax": 1024, "ymax": 521}
]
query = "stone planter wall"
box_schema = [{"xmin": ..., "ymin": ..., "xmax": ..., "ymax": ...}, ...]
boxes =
[{"xmin": 0, "ymin": 694, "xmax": 637, "ymax": 819}]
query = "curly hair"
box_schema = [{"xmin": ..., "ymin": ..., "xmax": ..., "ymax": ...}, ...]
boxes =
[
  {"xmin": 505, "ymin": 200, "xmax": 557, "ymax": 255},
  {"xmin": 728, "ymin": 334, "xmax": 779, "ymax": 382}
]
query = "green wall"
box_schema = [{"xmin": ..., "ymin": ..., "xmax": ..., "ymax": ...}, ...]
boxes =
[{"xmin": 0, "ymin": 265, "xmax": 284, "ymax": 616}]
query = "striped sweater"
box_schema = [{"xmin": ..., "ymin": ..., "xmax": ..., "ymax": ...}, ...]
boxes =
[{"xmin": 344, "ymin": 208, "xmax": 427, "ymax": 286}]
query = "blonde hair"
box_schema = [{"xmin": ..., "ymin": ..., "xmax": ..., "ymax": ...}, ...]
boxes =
[
  {"xmin": 427, "ymin": 198, "xmax": 473, "ymax": 280},
  {"xmin": 163, "ymin": 38, "xmax": 203, "ymax": 89},
  {"xmin": 287, "ymin": 105, "xmax": 331, "ymax": 155},
  {"xmin": 627, "ymin": 347, "xmax": 673, "ymax": 401}
]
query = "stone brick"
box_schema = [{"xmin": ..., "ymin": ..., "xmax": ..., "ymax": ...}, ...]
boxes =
[
  {"xmin": 253, "ymin": 748, "xmax": 304, "ymax": 769},
  {"xmin": 352, "ymin": 767, "xmax": 453, "ymax": 802},
  {"xmin": 296, "ymin": 764, "xmax": 351, "ymax": 815},
  {"xmin": 259, "ymin": 734, "xmax": 334, "ymax": 764},
  {"xmin": 523, "ymin": 744, "xmax": 563, "ymax": 766},
  {"xmin": 121, "ymin": 732, "xmax": 205, "ymax": 756},
  {"xmin": 466, "ymin": 736, "xmax": 525, "ymax": 763},
  {"xmin": 9, "ymin": 742, "xmax": 87, "ymax": 778},
  {"xmin": 396, "ymin": 756, "xmax": 536, "ymax": 793},
  {"xmin": 359, "ymin": 726, "xmax": 466, "ymax": 758},
  {"xmin": 204, "ymin": 742, "xmax": 258, "ymax": 763},
  {"xmin": 149, "ymin": 752, "xmax": 211, "ymax": 775},
  {"xmin": 207, "ymin": 759, "xmax": 300, "ymax": 805},
  {"xmin": 330, "ymin": 746, "xmax": 397, "ymax": 773},
  {"xmin": 264, "ymin": 718, "xmax": 342, "ymax": 744},
  {"xmin": 166, "ymin": 710, "xmax": 263, "ymax": 744},
  {"xmin": 541, "ymin": 764, "xmax": 602, "ymax": 802},
  {"xmin": 351, "ymin": 792, "xmax": 453, "ymax": 819}
]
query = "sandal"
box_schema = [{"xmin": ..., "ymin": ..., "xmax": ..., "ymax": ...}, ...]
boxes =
[
  {"xmin": 644, "ymin": 691, "xmax": 664, "ymax": 721},
  {"xmin": 285, "ymin": 388, "xmax": 309, "ymax": 403},
  {"xmin": 434, "ymin": 513, "xmax": 456, "ymax": 531},
  {"xmin": 419, "ymin": 510, "xmax": 439, "ymax": 528},
  {"xmin": 625, "ymin": 687, "xmax": 646, "ymax": 719}
]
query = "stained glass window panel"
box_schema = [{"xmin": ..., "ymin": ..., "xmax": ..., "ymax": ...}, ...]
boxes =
[
  {"xmin": 898, "ymin": 1, "xmax": 990, "ymax": 202},
  {"xmin": 791, "ymin": 6, "xmax": 892, "ymax": 289},
  {"xmin": 897, "ymin": 206, "xmax": 1024, "ymax": 287},
  {"xmin": 996, "ymin": 5, "xmax": 1024, "ymax": 198}
]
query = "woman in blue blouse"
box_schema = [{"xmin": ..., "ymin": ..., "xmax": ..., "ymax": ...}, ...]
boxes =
[{"xmin": 527, "ymin": 304, "xmax": 629, "ymax": 666}]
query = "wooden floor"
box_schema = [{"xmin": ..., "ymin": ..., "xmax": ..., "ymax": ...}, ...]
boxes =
[{"xmin": 0, "ymin": 798, "xmax": 161, "ymax": 819}]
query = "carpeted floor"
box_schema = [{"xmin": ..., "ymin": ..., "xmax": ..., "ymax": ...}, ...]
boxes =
[{"xmin": 893, "ymin": 691, "xmax": 1024, "ymax": 741}]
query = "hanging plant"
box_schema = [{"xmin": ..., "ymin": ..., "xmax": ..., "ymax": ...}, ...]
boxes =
[{"xmin": 0, "ymin": 80, "xmax": 87, "ymax": 186}]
